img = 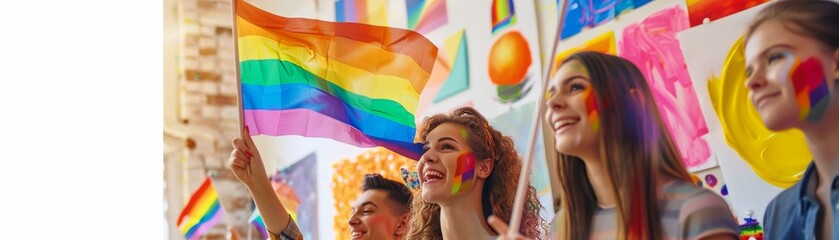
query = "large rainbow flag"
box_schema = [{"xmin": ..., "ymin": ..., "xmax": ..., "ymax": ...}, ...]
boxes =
[
  {"xmin": 235, "ymin": 0, "xmax": 437, "ymax": 160},
  {"xmin": 177, "ymin": 177, "xmax": 224, "ymax": 240}
]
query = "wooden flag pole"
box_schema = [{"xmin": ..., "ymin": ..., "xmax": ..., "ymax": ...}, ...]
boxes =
[
  {"xmin": 506, "ymin": 0, "xmax": 569, "ymax": 237},
  {"xmin": 230, "ymin": 0, "xmax": 251, "ymax": 176}
]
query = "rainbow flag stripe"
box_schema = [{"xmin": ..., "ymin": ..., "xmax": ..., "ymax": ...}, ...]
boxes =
[
  {"xmin": 451, "ymin": 150, "xmax": 476, "ymax": 194},
  {"xmin": 491, "ymin": 0, "xmax": 516, "ymax": 35},
  {"xmin": 791, "ymin": 57, "xmax": 830, "ymax": 121},
  {"xmin": 177, "ymin": 177, "xmax": 224, "ymax": 240},
  {"xmin": 236, "ymin": 0, "xmax": 438, "ymax": 160}
]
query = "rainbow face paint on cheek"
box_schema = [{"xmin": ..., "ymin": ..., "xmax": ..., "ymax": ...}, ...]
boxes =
[
  {"xmin": 451, "ymin": 150, "xmax": 476, "ymax": 194},
  {"xmin": 583, "ymin": 87, "xmax": 600, "ymax": 132},
  {"xmin": 366, "ymin": 214, "xmax": 393, "ymax": 237},
  {"xmin": 790, "ymin": 56, "xmax": 830, "ymax": 121}
]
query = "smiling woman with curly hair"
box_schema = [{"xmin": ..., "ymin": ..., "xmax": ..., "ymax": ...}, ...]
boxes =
[{"xmin": 405, "ymin": 106, "xmax": 547, "ymax": 240}]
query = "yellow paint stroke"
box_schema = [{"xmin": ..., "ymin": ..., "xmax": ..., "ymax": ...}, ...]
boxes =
[{"xmin": 707, "ymin": 36, "xmax": 811, "ymax": 188}]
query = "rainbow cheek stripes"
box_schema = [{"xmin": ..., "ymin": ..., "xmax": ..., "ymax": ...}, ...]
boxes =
[
  {"xmin": 584, "ymin": 87, "xmax": 601, "ymax": 132},
  {"xmin": 790, "ymin": 56, "xmax": 830, "ymax": 121},
  {"xmin": 451, "ymin": 150, "xmax": 476, "ymax": 194}
]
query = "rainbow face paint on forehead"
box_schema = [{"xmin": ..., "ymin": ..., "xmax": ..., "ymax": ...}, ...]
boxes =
[
  {"xmin": 583, "ymin": 87, "xmax": 600, "ymax": 132},
  {"xmin": 451, "ymin": 150, "xmax": 476, "ymax": 195},
  {"xmin": 790, "ymin": 56, "xmax": 830, "ymax": 121},
  {"xmin": 571, "ymin": 60, "xmax": 591, "ymax": 77}
]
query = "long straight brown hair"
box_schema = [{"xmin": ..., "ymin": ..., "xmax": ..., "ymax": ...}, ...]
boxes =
[{"xmin": 552, "ymin": 51, "xmax": 692, "ymax": 240}]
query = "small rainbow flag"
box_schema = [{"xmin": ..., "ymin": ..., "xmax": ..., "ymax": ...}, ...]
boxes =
[
  {"xmin": 235, "ymin": 0, "xmax": 438, "ymax": 160},
  {"xmin": 491, "ymin": 0, "xmax": 516, "ymax": 35},
  {"xmin": 451, "ymin": 150, "xmax": 476, "ymax": 194},
  {"xmin": 791, "ymin": 57, "xmax": 830, "ymax": 121},
  {"xmin": 177, "ymin": 177, "xmax": 224, "ymax": 240},
  {"xmin": 406, "ymin": 0, "xmax": 448, "ymax": 34},
  {"xmin": 248, "ymin": 209, "xmax": 268, "ymax": 239}
]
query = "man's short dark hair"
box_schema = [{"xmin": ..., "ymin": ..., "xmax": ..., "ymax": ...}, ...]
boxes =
[{"xmin": 360, "ymin": 173, "xmax": 412, "ymax": 213}]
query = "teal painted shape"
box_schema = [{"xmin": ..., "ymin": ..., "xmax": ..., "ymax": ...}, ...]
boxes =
[{"xmin": 433, "ymin": 36, "xmax": 469, "ymax": 103}]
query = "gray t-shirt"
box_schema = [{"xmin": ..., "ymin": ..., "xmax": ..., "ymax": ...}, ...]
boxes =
[{"xmin": 550, "ymin": 180, "xmax": 738, "ymax": 239}]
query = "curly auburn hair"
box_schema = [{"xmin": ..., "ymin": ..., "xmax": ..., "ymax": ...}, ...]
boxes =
[{"xmin": 404, "ymin": 106, "xmax": 548, "ymax": 240}]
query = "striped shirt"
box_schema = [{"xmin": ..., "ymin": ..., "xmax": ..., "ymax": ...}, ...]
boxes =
[{"xmin": 550, "ymin": 180, "xmax": 738, "ymax": 239}]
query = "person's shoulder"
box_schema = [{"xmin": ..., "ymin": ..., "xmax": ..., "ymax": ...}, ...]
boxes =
[
  {"xmin": 662, "ymin": 180, "xmax": 721, "ymax": 202},
  {"xmin": 767, "ymin": 182, "xmax": 801, "ymax": 211},
  {"xmin": 666, "ymin": 180, "xmax": 729, "ymax": 210},
  {"xmin": 764, "ymin": 179, "xmax": 803, "ymax": 220},
  {"xmin": 663, "ymin": 181, "xmax": 738, "ymax": 239},
  {"xmin": 763, "ymin": 177, "xmax": 809, "ymax": 239}
]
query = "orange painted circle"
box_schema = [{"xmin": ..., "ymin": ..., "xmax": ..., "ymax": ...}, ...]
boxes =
[{"xmin": 488, "ymin": 31, "xmax": 532, "ymax": 85}]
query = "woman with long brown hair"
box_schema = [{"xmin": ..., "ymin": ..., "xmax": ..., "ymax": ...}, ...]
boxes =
[
  {"xmin": 405, "ymin": 106, "xmax": 547, "ymax": 239},
  {"xmin": 491, "ymin": 51, "xmax": 738, "ymax": 240},
  {"xmin": 742, "ymin": 1, "xmax": 839, "ymax": 239}
]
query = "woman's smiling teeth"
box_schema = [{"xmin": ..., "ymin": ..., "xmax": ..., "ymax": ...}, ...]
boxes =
[{"xmin": 424, "ymin": 170, "xmax": 445, "ymax": 183}]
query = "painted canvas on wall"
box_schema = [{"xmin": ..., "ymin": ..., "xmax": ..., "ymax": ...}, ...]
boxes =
[
  {"xmin": 489, "ymin": 101, "xmax": 555, "ymax": 221},
  {"xmin": 618, "ymin": 6, "xmax": 716, "ymax": 171},
  {"xmin": 476, "ymin": 0, "xmax": 545, "ymax": 115},
  {"xmin": 415, "ymin": 0, "xmax": 543, "ymax": 119},
  {"xmin": 417, "ymin": 29, "xmax": 470, "ymax": 116},
  {"xmin": 685, "ymin": 0, "xmax": 767, "ymax": 27},
  {"xmin": 690, "ymin": 167, "xmax": 732, "ymax": 201},
  {"xmin": 331, "ymin": 147, "xmax": 418, "ymax": 240},
  {"xmin": 488, "ymin": 30, "xmax": 535, "ymax": 103},
  {"xmin": 406, "ymin": 0, "xmax": 448, "ymax": 34},
  {"xmin": 434, "ymin": 30, "xmax": 470, "ymax": 103},
  {"xmin": 335, "ymin": 0, "xmax": 389, "ymax": 26},
  {"xmin": 559, "ymin": 0, "xmax": 654, "ymax": 39},
  {"xmin": 491, "ymin": 0, "xmax": 517, "ymax": 35},
  {"xmin": 271, "ymin": 153, "xmax": 319, "ymax": 239}
]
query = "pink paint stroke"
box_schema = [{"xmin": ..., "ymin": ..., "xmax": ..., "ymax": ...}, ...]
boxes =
[{"xmin": 619, "ymin": 7, "xmax": 711, "ymax": 168}]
